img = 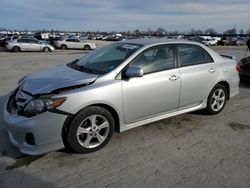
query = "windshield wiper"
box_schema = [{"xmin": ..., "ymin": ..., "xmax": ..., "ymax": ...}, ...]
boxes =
[
  {"xmin": 77, "ymin": 65, "xmax": 94, "ymax": 74},
  {"xmin": 68, "ymin": 60, "xmax": 94, "ymax": 74}
]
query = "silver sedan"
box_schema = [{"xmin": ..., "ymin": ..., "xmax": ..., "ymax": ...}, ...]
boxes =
[
  {"xmin": 6, "ymin": 38, "xmax": 55, "ymax": 52},
  {"xmin": 3, "ymin": 39, "xmax": 239, "ymax": 155},
  {"xmin": 54, "ymin": 38, "xmax": 97, "ymax": 50}
]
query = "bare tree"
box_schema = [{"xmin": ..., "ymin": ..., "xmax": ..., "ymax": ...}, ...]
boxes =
[
  {"xmin": 156, "ymin": 27, "xmax": 166, "ymax": 36},
  {"xmin": 239, "ymin": 29, "xmax": 244, "ymax": 35},
  {"xmin": 195, "ymin": 30, "xmax": 203, "ymax": 35},
  {"xmin": 246, "ymin": 28, "xmax": 250, "ymax": 34},
  {"xmin": 205, "ymin": 28, "xmax": 217, "ymax": 35},
  {"xmin": 224, "ymin": 28, "xmax": 237, "ymax": 35}
]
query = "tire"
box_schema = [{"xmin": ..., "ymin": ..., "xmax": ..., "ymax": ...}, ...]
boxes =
[
  {"xmin": 12, "ymin": 46, "xmax": 21, "ymax": 52},
  {"xmin": 64, "ymin": 106, "xmax": 115, "ymax": 154},
  {"xmin": 42, "ymin": 47, "xmax": 51, "ymax": 52},
  {"xmin": 84, "ymin": 45, "xmax": 90, "ymax": 50},
  {"xmin": 61, "ymin": 44, "xmax": 67, "ymax": 50},
  {"xmin": 205, "ymin": 84, "xmax": 227, "ymax": 115}
]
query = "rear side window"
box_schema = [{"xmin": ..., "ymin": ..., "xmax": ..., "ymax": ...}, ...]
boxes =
[{"xmin": 177, "ymin": 44, "xmax": 213, "ymax": 67}]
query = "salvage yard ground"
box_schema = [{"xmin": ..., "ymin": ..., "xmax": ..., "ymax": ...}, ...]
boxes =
[{"xmin": 0, "ymin": 45, "xmax": 250, "ymax": 188}]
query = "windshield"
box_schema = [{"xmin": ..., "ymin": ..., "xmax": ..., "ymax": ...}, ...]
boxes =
[{"xmin": 75, "ymin": 42, "xmax": 142, "ymax": 74}]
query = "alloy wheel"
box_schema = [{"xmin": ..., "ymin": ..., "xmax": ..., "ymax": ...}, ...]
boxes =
[
  {"xmin": 210, "ymin": 88, "xmax": 226, "ymax": 112},
  {"xmin": 76, "ymin": 115, "xmax": 110, "ymax": 148}
]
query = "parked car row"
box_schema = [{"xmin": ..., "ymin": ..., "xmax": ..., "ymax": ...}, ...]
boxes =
[
  {"xmin": 0, "ymin": 35, "xmax": 97, "ymax": 52},
  {"xmin": 217, "ymin": 37, "xmax": 247, "ymax": 46},
  {"xmin": 189, "ymin": 36, "xmax": 248, "ymax": 47}
]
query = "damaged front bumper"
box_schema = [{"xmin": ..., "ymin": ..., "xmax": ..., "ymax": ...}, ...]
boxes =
[{"xmin": 3, "ymin": 98, "xmax": 68, "ymax": 155}]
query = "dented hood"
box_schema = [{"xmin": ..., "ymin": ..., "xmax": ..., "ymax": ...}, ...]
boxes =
[{"xmin": 19, "ymin": 64, "xmax": 98, "ymax": 95}]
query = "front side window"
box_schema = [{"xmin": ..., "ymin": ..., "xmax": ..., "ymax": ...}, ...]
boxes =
[
  {"xmin": 177, "ymin": 44, "xmax": 213, "ymax": 67},
  {"xmin": 29, "ymin": 39, "xmax": 39, "ymax": 44},
  {"xmin": 74, "ymin": 43, "xmax": 142, "ymax": 74},
  {"xmin": 129, "ymin": 45, "xmax": 175, "ymax": 74},
  {"xmin": 17, "ymin": 39, "xmax": 25, "ymax": 43}
]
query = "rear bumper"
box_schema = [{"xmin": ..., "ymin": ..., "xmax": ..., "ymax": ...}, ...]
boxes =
[{"xmin": 3, "ymin": 99, "xmax": 67, "ymax": 155}]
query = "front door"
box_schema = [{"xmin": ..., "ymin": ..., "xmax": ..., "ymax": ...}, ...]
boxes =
[
  {"xmin": 28, "ymin": 39, "xmax": 41, "ymax": 51},
  {"xmin": 122, "ymin": 45, "xmax": 181, "ymax": 124}
]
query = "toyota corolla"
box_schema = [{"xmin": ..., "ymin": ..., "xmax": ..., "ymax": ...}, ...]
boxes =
[{"xmin": 3, "ymin": 39, "xmax": 239, "ymax": 155}]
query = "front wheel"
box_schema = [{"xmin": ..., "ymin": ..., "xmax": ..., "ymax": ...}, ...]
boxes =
[
  {"xmin": 12, "ymin": 46, "xmax": 21, "ymax": 52},
  {"xmin": 84, "ymin": 45, "xmax": 90, "ymax": 50},
  {"xmin": 42, "ymin": 47, "xmax": 51, "ymax": 52},
  {"xmin": 61, "ymin": 44, "xmax": 67, "ymax": 50},
  {"xmin": 65, "ymin": 106, "xmax": 115, "ymax": 153},
  {"xmin": 205, "ymin": 84, "xmax": 227, "ymax": 115}
]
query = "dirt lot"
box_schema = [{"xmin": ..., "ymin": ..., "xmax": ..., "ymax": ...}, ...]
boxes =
[{"xmin": 0, "ymin": 45, "xmax": 250, "ymax": 188}]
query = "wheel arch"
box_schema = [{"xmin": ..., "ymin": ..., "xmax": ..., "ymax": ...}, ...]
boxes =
[
  {"xmin": 61, "ymin": 103, "xmax": 121, "ymax": 142},
  {"xmin": 61, "ymin": 44, "xmax": 67, "ymax": 48},
  {"xmin": 216, "ymin": 81, "xmax": 230, "ymax": 100},
  {"xmin": 84, "ymin": 44, "xmax": 91, "ymax": 50},
  {"xmin": 12, "ymin": 46, "xmax": 21, "ymax": 51}
]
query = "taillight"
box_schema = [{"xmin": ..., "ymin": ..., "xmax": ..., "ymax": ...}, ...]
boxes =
[{"xmin": 236, "ymin": 64, "xmax": 241, "ymax": 72}]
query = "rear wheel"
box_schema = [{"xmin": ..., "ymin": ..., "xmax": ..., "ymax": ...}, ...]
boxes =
[
  {"xmin": 205, "ymin": 84, "xmax": 227, "ymax": 115},
  {"xmin": 65, "ymin": 106, "xmax": 115, "ymax": 153},
  {"xmin": 84, "ymin": 45, "xmax": 90, "ymax": 50},
  {"xmin": 12, "ymin": 46, "xmax": 21, "ymax": 52},
  {"xmin": 61, "ymin": 44, "xmax": 67, "ymax": 50}
]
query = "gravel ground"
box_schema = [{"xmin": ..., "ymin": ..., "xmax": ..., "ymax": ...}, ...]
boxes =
[{"xmin": 0, "ymin": 45, "xmax": 249, "ymax": 188}]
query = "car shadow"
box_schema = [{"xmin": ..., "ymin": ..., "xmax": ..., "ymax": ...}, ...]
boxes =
[{"xmin": 0, "ymin": 95, "xmax": 24, "ymax": 159}]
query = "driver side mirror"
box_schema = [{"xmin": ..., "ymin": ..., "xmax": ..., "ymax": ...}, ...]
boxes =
[{"xmin": 125, "ymin": 67, "xmax": 144, "ymax": 78}]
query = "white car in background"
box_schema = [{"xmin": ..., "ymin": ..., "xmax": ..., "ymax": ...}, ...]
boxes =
[
  {"xmin": 54, "ymin": 38, "xmax": 97, "ymax": 50},
  {"xmin": 6, "ymin": 38, "xmax": 55, "ymax": 52},
  {"xmin": 202, "ymin": 37, "xmax": 221, "ymax": 46}
]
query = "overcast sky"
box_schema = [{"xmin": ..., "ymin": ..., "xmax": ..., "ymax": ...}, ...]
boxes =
[{"xmin": 0, "ymin": 0, "xmax": 249, "ymax": 32}]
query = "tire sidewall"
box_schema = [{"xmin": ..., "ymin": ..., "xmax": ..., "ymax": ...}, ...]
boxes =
[
  {"xmin": 43, "ymin": 47, "xmax": 50, "ymax": 52},
  {"xmin": 84, "ymin": 45, "xmax": 90, "ymax": 50},
  {"xmin": 61, "ymin": 44, "xmax": 67, "ymax": 49},
  {"xmin": 65, "ymin": 106, "xmax": 115, "ymax": 153},
  {"xmin": 206, "ymin": 84, "xmax": 227, "ymax": 115},
  {"xmin": 12, "ymin": 46, "xmax": 21, "ymax": 52}
]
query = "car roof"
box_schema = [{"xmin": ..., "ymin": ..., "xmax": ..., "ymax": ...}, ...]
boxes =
[
  {"xmin": 120, "ymin": 38, "xmax": 224, "ymax": 62},
  {"xmin": 121, "ymin": 38, "xmax": 202, "ymax": 47}
]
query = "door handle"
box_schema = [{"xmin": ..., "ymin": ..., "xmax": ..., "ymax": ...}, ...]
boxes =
[
  {"xmin": 209, "ymin": 68, "xmax": 216, "ymax": 73},
  {"xmin": 169, "ymin": 75, "xmax": 180, "ymax": 81}
]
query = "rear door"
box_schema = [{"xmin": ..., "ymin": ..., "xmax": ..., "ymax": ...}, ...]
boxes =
[{"xmin": 177, "ymin": 44, "xmax": 220, "ymax": 109}]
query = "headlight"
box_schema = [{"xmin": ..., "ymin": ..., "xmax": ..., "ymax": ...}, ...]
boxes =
[{"xmin": 24, "ymin": 97, "xmax": 66, "ymax": 116}]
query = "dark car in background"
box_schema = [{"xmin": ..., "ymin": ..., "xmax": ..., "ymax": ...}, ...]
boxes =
[{"xmin": 237, "ymin": 57, "xmax": 250, "ymax": 81}]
